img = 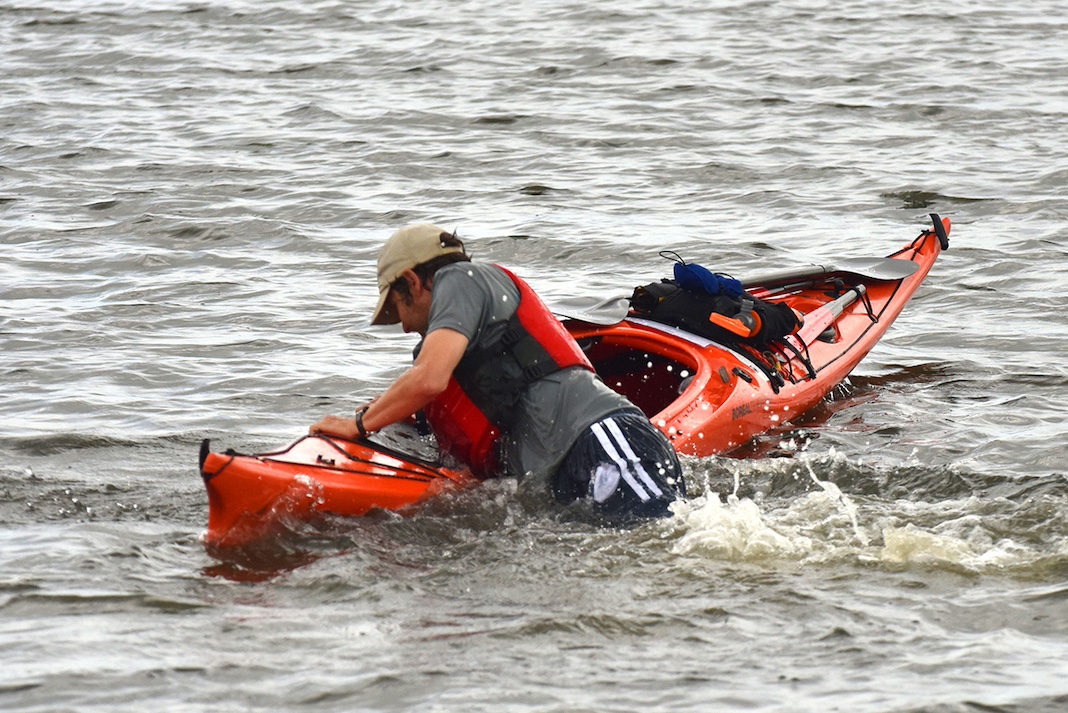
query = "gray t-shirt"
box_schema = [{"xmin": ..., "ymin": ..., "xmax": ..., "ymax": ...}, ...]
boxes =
[{"xmin": 424, "ymin": 262, "xmax": 634, "ymax": 481}]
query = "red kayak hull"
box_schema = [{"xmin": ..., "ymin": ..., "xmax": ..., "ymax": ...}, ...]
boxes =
[{"xmin": 199, "ymin": 434, "xmax": 473, "ymax": 550}]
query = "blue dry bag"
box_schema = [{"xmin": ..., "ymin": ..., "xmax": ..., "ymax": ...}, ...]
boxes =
[{"xmin": 662, "ymin": 251, "xmax": 744, "ymax": 298}]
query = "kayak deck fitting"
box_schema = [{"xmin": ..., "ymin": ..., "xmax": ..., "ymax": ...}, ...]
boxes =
[{"xmin": 200, "ymin": 215, "xmax": 950, "ymax": 550}]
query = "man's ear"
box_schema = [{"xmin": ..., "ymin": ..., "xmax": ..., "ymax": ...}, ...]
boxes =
[
  {"xmin": 400, "ymin": 269, "xmax": 421, "ymax": 293},
  {"xmin": 404, "ymin": 268, "xmax": 437, "ymax": 295}
]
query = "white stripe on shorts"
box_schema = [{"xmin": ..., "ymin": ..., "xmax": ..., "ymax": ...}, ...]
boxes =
[
  {"xmin": 601, "ymin": 417, "xmax": 664, "ymax": 498},
  {"xmin": 590, "ymin": 418, "xmax": 653, "ymax": 502}
]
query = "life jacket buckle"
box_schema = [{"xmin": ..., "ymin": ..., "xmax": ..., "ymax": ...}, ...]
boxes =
[
  {"xmin": 522, "ymin": 362, "xmax": 548, "ymax": 381},
  {"xmin": 500, "ymin": 326, "xmax": 525, "ymax": 348}
]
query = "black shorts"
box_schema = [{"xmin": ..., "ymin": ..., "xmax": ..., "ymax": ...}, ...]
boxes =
[{"xmin": 553, "ymin": 410, "xmax": 686, "ymax": 520}]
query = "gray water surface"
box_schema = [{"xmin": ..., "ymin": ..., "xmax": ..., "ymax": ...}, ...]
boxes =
[{"xmin": 3, "ymin": 1, "xmax": 1068, "ymax": 711}]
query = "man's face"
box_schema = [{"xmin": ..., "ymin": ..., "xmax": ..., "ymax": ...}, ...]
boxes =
[{"xmin": 388, "ymin": 271, "xmax": 432, "ymax": 335}]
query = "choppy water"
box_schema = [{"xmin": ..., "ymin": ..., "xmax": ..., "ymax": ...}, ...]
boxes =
[{"xmin": 3, "ymin": 1, "xmax": 1068, "ymax": 711}]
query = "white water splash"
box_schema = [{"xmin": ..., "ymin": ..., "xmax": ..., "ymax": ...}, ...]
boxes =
[
  {"xmin": 671, "ymin": 494, "xmax": 813, "ymax": 561},
  {"xmin": 878, "ymin": 500, "xmax": 1040, "ymax": 570},
  {"xmin": 802, "ymin": 449, "xmax": 871, "ymax": 547}
]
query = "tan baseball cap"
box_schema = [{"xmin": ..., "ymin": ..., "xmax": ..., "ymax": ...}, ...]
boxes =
[{"xmin": 371, "ymin": 223, "xmax": 466, "ymax": 325}]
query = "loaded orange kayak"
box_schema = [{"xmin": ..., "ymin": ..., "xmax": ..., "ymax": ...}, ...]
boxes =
[
  {"xmin": 200, "ymin": 215, "xmax": 949, "ymax": 549},
  {"xmin": 570, "ymin": 214, "xmax": 950, "ymax": 457}
]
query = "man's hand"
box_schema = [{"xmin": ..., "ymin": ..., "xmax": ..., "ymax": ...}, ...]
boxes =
[{"xmin": 309, "ymin": 414, "xmax": 358, "ymax": 439}]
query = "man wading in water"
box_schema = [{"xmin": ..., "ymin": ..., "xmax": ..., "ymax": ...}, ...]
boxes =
[{"xmin": 311, "ymin": 223, "xmax": 685, "ymax": 519}]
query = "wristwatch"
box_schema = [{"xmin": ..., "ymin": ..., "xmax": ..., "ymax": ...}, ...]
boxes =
[{"xmin": 355, "ymin": 406, "xmax": 369, "ymax": 439}]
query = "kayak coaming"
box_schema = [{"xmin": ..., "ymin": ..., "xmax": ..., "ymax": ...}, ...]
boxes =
[{"xmin": 200, "ymin": 216, "xmax": 949, "ymax": 549}]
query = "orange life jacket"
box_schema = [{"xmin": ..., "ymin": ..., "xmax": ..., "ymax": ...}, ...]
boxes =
[{"xmin": 423, "ymin": 266, "xmax": 594, "ymax": 479}]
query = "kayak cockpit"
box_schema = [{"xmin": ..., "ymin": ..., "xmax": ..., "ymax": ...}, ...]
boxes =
[
  {"xmin": 574, "ymin": 322, "xmax": 736, "ymax": 422},
  {"xmin": 578, "ymin": 337, "xmax": 692, "ymax": 416}
]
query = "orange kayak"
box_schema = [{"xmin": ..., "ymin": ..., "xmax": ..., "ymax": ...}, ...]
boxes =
[
  {"xmin": 199, "ymin": 430, "xmax": 473, "ymax": 551},
  {"xmin": 570, "ymin": 215, "xmax": 950, "ymax": 457},
  {"xmin": 200, "ymin": 215, "xmax": 949, "ymax": 549}
]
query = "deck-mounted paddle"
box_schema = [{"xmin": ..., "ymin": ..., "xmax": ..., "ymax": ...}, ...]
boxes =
[
  {"xmin": 744, "ymin": 213, "xmax": 949, "ymax": 291},
  {"xmin": 552, "ymin": 259, "xmax": 914, "ymax": 326},
  {"xmin": 742, "ymin": 257, "xmax": 919, "ymax": 291},
  {"xmin": 792, "ymin": 284, "xmax": 869, "ymax": 347},
  {"xmin": 551, "ymin": 295, "xmax": 632, "ymax": 325},
  {"xmin": 552, "ymin": 214, "xmax": 949, "ymax": 326}
]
